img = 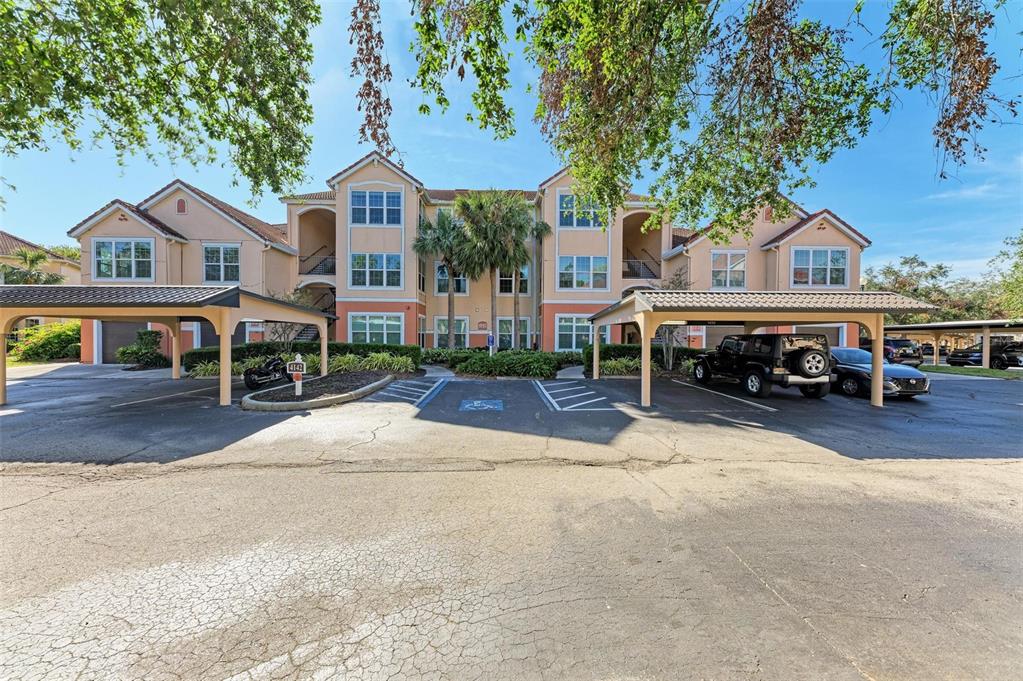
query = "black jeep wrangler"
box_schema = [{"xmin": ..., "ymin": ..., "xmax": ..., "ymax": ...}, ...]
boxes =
[{"xmin": 693, "ymin": 334, "xmax": 834, "ymax": 398}]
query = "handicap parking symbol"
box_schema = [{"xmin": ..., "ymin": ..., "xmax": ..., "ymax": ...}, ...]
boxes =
[{"xmin": 459, "ymin": 399, "xmax": 503, "ymax": 412}]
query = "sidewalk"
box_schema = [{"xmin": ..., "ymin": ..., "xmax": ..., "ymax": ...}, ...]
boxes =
[{"xmin": 6, "ymin": 362, "xmax": 171, "ymax": 380}]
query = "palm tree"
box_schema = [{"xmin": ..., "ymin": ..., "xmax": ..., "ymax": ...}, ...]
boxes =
[
  {"xmin": 509, "ymin": 218, "xmax": 551, "ymax": 349},
  {"xmin": 0, "ymin": 247, "xmax": 64, "ymax": 284},
  {"xmin": 456, "ymin": 191, "xmax": 538, "ymax": 351},
  {"xmin": 413, "ymin": 211, "xmax": 473, "ymax": 349}
]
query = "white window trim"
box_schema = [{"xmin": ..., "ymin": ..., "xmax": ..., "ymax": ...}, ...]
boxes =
[
  {"xmin": 556, "ymin": 255, "xmax": 610, "ymax": 292},
  {"xmin": 434, "ymin": 315, "xmax": 470, "ymax": 348},
  {"xmin": 347, "ymin": 312, "xmax": 405, "ymax": 345},
  {"xmin": 554, "ymin": 313, "xmax": 610, "ymax": 352},
  {"xmin": 349, "ymin": 252, "xmax": 404, "ymax": 290},
  {"xmin": 556, "ymin": 188, "xmax": 608, "ymax": 231},
  {"xmin": 790, "ymin": 246, "xmax": 851, "ymax": 288},
  {"xmin": 496, "ymin": 316, "xmax": 531, "ymax": 349},
  {"xmin": 348, "ymin": 186, "xmax": 404, "ymax": 228},
  {"xmin": 497, "ymin": 265, "xmax": 530, "ymax": 296},
  {"xmin": 417, "ymin": 314, "xmax": 427, "ymax": 347},
  {"xmin": 710, "ymin": 249, "xmax": 748, "ymax": 290},
  {"xmin": 202, "ymin": 242, "xmax": 242, "ymax": 284},
  {"xmin": 91, "ymin": 237, "xmax": 155, "ymax": 282},
  {"xmin": 434, "ymin": 260, "xmax": 469, "ymax": 296}
]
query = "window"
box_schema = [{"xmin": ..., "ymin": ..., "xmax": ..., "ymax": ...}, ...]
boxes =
[
  {"xmin": 497, "ymin": 318, "xmax": 530, "ymax": 349},
  {"xmin": 791, "ymin": 247, "xmax": 848, "ymax": 287},
  {"xmin": 203, "ymin": 244, "xmax": 240, "ymax": 283},
  {"xmin": 350, "ymin": 253, "xmax": 402, "ymax": 287},
  {"xmin": 556, "ymin": 315, "xmax": 610, "ymax": 352},
  {"xmin": 711, "ymin": 250, "xmax": 746, "ymax": 288},
  {"xmin": 417, "ymin": 315, "xmax": 427, "ymax": 347},
  {"xmin": 558, "ymin": 255, "xmax": 608, "ymax": 289},
  {"xmin": 93, "ymin": 238, "xmax": 153, "ymax": 280},
  {"xmin": 350, "ymin": 314, "xmax": 403, "ymax": 344},
  {"xmin": 498, "ymin": 265, "xmax": 529, "ymax": 294},
  {"xmin": 436, "ymin": 206, "xmax": 453, "ymax": 221},
  {"xmin": 435, "ymin": 262, "xmax": 468, "ymax": 294},
  {"xmin": 175, "ymin": 198, "xmax": 187, "ymax": 214},
  {"xmin": 435, "ymin": 317, "xmax": 469, "ymax": 348},
  {"xmin": 558, "ymin": 193, "xmax": 604, "ymax": 228},
  {"xmin": 418, "ymin": 257, "xmax": 426, "ymax": 293},
  {"xmin": 350, "ymin": 190, "xmax": 402, "ymax": 225}
]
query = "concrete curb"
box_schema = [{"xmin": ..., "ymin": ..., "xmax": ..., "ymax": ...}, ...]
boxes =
[{"xmin": 241, "ymin": 374, "xmax": 394, "ymax": 412}]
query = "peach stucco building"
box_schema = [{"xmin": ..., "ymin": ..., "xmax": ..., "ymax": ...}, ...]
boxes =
[
  {"xmin": 0, "ymin": 230, "xmax": 81, "ymax": 330},
  {"xmin": 67, "ymin": 151, "xmax": 871, "ymax": 362}
]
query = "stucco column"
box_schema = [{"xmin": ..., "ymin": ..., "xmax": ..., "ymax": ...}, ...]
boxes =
[
  {"xmin": 870, "ymin": 314, "xmax": 884, "ymax": 408},
  {"xmin": 592, "ymin": 323, "xmax": 601, "ymax": 380},
  {"xmin": 169, "ymin": 319, "xmax": 181, "ymax": 379},
  {"xmin": 218, "ymin": 308, "xmax": 232, "ymax": 407},
  {"xmin": 981, "ymin": 326, "xmax": 991, "ymax": 368},
  {"xmin": 0, "ymin": 326, "xmax": 7, "ymax": 407},
  {"xmin": 931, "ymin": 332, "xmax": 941, "ymax": 365},
  {"xmin": 639, "ymin": 314, "xmax": 652, "ymax": 407},
  {"xmin": 319, "ymin": 322, "xmax": 329, "ymax": 377}
]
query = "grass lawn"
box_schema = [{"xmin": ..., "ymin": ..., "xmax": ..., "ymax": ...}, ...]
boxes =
[{"xmin": 920, "ymin": 364, "xmax": 1022, "ymax": 380}]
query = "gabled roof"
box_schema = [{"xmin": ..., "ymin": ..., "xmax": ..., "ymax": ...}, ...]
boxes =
[
  {"xmin": 0, "ymin": 230, "xmax": 80, "ymax": 266},
  {"xmin": 137, "ymin": 180, "xmax": 295, "ymax": 253},
  {"xmin": 538, "ymin": 166, "xmax": 570, "ymax": 189},
  {"xmin": 424, "ymin": 188, "xmax": 538, "ymax": 203},
  {"xmin": 67, "ymin": 199, "xmax": 188, "ymax": 242},
  {"xmin": 760, "ymin": 209, "xmax": 871, "ymax": 250},
  {"xmin": 325, "ymin": 151, "xmax": 423, "ymax": 189},
  {"xmin": 281, "ymin": 190, "xmax": 337, "ymax": 202}
]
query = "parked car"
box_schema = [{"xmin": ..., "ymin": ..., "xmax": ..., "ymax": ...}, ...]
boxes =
[
  {"xmin": 859, "ymin": 337, "xmax": 923, "ymax": 366},
  {"xmin": 947, "ymin": 342, "xmax": 1023, "ymax": 370},
  {"xmin": 831, "ymin": 347, "xmax": 930, "ymax": 398},
  {"xmin": 920, "ymin": 342, "xmax": 948, "ymax": 357},
  {"xmin": 694, "ymin": 334, "xmax": 833, "ymax": 398}
]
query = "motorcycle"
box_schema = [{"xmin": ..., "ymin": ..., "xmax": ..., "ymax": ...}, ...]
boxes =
[{"xmin": 242, "ymin": 356, "xmax": 294, "ymax": 390}]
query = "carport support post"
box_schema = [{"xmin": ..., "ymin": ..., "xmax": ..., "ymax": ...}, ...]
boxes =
[
  {"xmin": 0, "ymin": 328, "xmax": 6, "ymax": 407},
  {"xmin": 639, "ymin": 314, "xmax": 652, "ymax": 407},
  {"xmin": 319, "ymin": 322, "xmax": 328, "ymax": 377},
  {"xmin": 981, "ymin": 326, "xmax": 991, "ymax": 368},
  {"xmin": 931, "ymin": 332, "xmax": 942, "ymax": 366},
  {"xmin": 870, "ymin": 314, "xmax": 885, "ymax": 408},
  {"xmin": 218, "ymin": 308, "xmax": 232, "ymax": 407},
  {"xmin": 592, "ymin": 323, "xmax": 601, "ymax": 380},
  {"xmin": 169, "ymin": 319, "xmax": 181, "ymax": 379}
]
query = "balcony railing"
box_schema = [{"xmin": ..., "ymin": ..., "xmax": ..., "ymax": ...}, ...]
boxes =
[
  {"xmin": 300, "ymin": 255, "xmax": 336, "ymax": 276},
  {"xmin": 622, "ymin": 259, "xmax": 660, "ymax": 279}
]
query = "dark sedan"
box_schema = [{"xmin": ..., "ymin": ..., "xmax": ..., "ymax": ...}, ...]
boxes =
[
  {"xmin": 831, "ymin": 347, "xmax": 930, "ymax": 398},
  {"xmin": 947, "ymin": 342, "xmax": 1023, "ymax": 370}
]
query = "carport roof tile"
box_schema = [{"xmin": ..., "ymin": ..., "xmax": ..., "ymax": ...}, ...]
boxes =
[
  {"xmin": 645, "ymin": 290, "xmax": 935, "ymax": 311},
  {"xmin": 0, "ymin": 285, "xmax": 238, "ymax": 308}
]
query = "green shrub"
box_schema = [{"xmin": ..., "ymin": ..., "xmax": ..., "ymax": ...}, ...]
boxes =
[
  {"xmin": 11, "ymin": 321, "xmax": 81, "ymax": 361},
  {"xmin": 328, "ymin": 353, "xmax": 364, "ymax": 374},
  {"xmin": 582, "ymin": 343, "xmax": 703, "ymax": 368},
  {"xmin": 115, "ymin": 330, "xmax": 170, "ymax": 368},
  {"xmin": 421, "ymin": 347, "xmax": 486, "ymax": 367},
  {"xmin": 457, "ymin": 350, "xmax": 558, "ymax": 379},
  {"xmin": 554, "ymin": 351, "xmax": 583, "ymax": 369},
  {"xmin": 182, "ymin": 341, "xmax": 421, "ymax": 370},
  {"xmin": 359, "ymin": 351, "xmax": 416, "ymax": 373},
  {"xmin": 187, "ymin": 360, "xmax": 221, "ymax": 378},
  {"xmin": 599, "ymin": 357, "xmax": 642, "ymax": 375}
]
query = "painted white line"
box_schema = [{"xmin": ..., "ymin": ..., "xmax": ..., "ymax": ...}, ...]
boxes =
[
  {"xmin": 0, "ymin": 408, "xmax": 24, "ymax": 416},
  {"xmin": 563, "ymin": 397, "xmax": 607, "ymax": 410},
  {"xmin": 415, "ymin": 379, "xmax": 448, "ymax": 407},
  {"xmin": 403, "ymin": 380, "xmax": 435, "ymax": 387},
  {"xmin": 547, "ymin": 385, "xmax": 590, "ymax": 394},
  {"xmin": 555, "ymin": 391, "xmax": 595, "ymax": 402},
  {"xmin": 110, "ymin": 383, "xmax": 242, "ymax": 408},
  {"xmin": 377, "ymin": 391, "xmax": 418, "ymax": 402},
  {"xmin": 532, "ymin": 380, "xmax": 562, "ymax": 411},
  {"xmin": 387, "ymin": 385, "xmax": 427, "ymax": 396},
  {"xmin": 670, "ymin": 379, "xmax": 779, "ymax": 413},
  {"xmin": 542, "ymin": 381, "xmax": 576, "ymax": 388}
]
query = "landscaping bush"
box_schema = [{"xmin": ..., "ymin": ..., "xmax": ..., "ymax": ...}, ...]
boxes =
[
  {"xmin": 554, "ymin": 351, "xmax": 583, "ymax": 369},
  {"xmin": 11, "ymin": 321, "xmax": 81, "ymax": 361},
  {"xmin": 421, "ymin": 347, "xmax": 486, "ymax": 367},
  {"xmin": 456, "ymin": 350, "xmax": 558, "ymax": 379},
  {"xmin": 328, "ymin": 353, "xmax": 364, "ymax": 374},
  {"xmin": 599, "ymin": 357, "xmax": 644, "ymax": 376},
  {"xmin": 187, "ymin": 360, "xmax": 220, "ymax": 378},
  {"xmin": 358, "ymin": 352, "xmax": 416, "ymax": 374},
  {"xmin": 115, "ymin": 330, "xmax": 170, "ymax": 369},
  {"xmin": 582, "ymin": 343, "xmax": 703, "ymax": 369},
  {"xmin": 182, "ymin": 340, "xmax": 421, "ymax": 370}
]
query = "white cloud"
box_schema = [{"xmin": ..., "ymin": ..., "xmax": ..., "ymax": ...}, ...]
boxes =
[{"xmin": 923, "ymin": 181, "xmax": 1003, "ymax": 200}]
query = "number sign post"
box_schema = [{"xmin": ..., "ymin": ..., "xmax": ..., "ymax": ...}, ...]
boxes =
[{"xmin": 287, "ymin": 354, "xmax": 306, "ymax": 397}]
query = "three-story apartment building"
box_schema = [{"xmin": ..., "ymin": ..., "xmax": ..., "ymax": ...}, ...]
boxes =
[{"xmin": 70, "ymin": 151, "xmax": 870, "ymax": 362}]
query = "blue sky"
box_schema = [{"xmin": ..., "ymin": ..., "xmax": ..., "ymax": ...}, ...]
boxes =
[{"xmin": 1, "ymin": 1, "xmax": 1019, "ymax": 278}]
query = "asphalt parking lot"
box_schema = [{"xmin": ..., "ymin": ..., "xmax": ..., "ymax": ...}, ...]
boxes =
[{"xmin": 1, "ymin": 364, "xmax": 1020, "ymax": 679}]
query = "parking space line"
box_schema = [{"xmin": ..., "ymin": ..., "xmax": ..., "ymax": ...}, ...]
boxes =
[
  {"xmin": 532, "ymin": 380, "xmax": 562, "ymax": 411},
  {"xmin": 557, "ymin": 391, "xmax": 595, "ymax": 401},
  {"xmin": 546, "ymin": 385, "xmax": 589, "ymax": 394},
  {"xmin": 670, "ymin": 379, "xmax": 778, "ymax": 413},
  {"xmin": 563, "ymin": 397, "xmax": 609, "ymax": 410},
  {"xmin": 386, "ymin": 385, "xmax": 427, "ymax": 397},
  {"xmin": 110, "ymin": 382, "xmax": 243, "ymax": 408},
  {"xmin": 403, "ymin": 380, "xmax": 436, "ymax": 388},
  {"xmin": 415, "ymin": 379, "xmax": 448, "ymax": 408},
  {"xmin": 375, "ymin": 391, "xmax": 418, "ymax": 402}
]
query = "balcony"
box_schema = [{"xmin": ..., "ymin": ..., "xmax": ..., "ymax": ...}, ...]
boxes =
[
  {"xmin": 622, "ymin": 257, "xmax": 660, "ymax": 280},
  {"xmin": 300, "ymin": 254, "xmax": 336, "ymax": 276}
]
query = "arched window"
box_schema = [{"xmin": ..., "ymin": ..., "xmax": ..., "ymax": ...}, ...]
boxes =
[{"xmin": 175, "ymin": 198, "xmax": 187, "ymax": 214}]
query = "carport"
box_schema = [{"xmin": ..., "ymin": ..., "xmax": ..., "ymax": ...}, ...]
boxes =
[
  {"xmin": 886, "ymin": 319, "xmax": 1023, "ymax": 367},
  {"xmin": 589, "ymin": 290, "xmax": 933, "ymax": 408},
  {"xmin": 0, "ymin": 285, "xmax": 332, "ymax": 406}
]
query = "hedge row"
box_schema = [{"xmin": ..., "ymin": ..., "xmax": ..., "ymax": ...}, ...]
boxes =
[
  {"xmin": 182, "ymin": 341, "xmax": 421, "ymax": 370},
  {"xmin": 456, "ymin": 350, "xmax": 559, "ymax": 379},
  {"xmin": 581, "ymin": 343, "xmax": 704, "ymax": 368}
]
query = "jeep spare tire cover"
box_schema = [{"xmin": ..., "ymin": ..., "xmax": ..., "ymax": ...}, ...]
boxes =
[{"xmin": 794, "ymin": 348, "xmax": 828, "ymax": 378}]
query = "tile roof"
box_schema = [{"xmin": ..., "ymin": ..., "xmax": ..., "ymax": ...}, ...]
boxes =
[
  {"xmin": 0, "ymin": 230, "xmax": 78, "ymax": 264},
  {"xmin": 425, "ymin": 188, "xmax": 538, "ymax": 202},
  {"xmin": 632, "ymin": 290, "xmax": 934, "ymax": 313},
  {"xmin": 0, "ymin": 285, "xmax": 238, "ymax": 307},
  {"xmin": 282, "ymin": 190, "xmax": 337, "ymax": 201},
  {"xmin": 760, "ymin": 209, "xmax": 871, "ymax": 249},
  {"xmin": 66, "ymin": 199, "xmax": 188, "ymax": 241}
]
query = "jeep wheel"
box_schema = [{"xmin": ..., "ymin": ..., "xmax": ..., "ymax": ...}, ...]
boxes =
[
  {"xmin": 794, "ymin": 349, "xmax": 828, "ymax": 378},
  {"xmin": 742, "ymin": 369, "xmax": 772, "ymax": 398},
  {"xmin": 799, "ymin": 383, "xmax": 830, "ymax": 399},
  {"xmin": 694, "ymin": 360, "xmax": 712, "ymax": 384}
]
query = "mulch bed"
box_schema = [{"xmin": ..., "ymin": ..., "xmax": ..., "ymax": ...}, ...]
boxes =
[{"xmin": 250, "ymin": 370, "xmax": 387, "ymax": 403}]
